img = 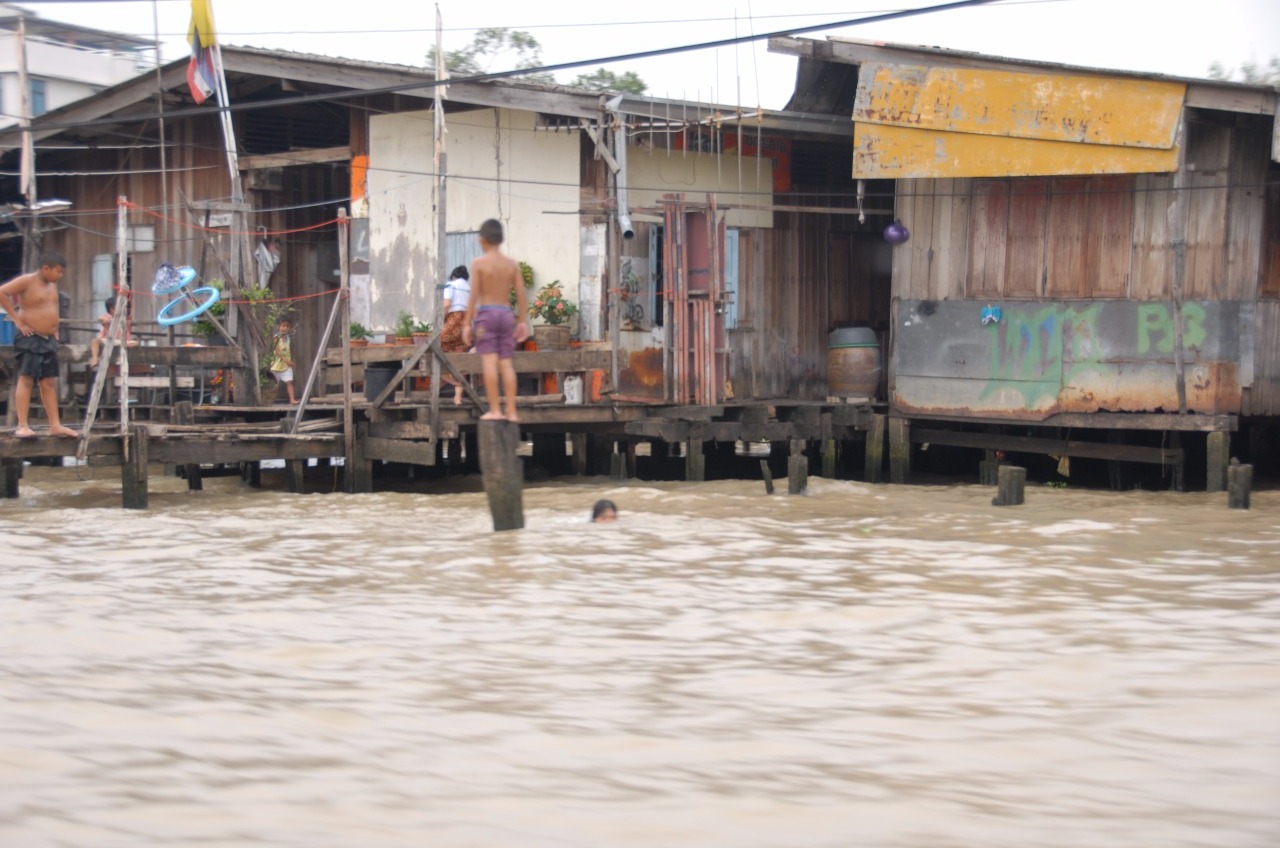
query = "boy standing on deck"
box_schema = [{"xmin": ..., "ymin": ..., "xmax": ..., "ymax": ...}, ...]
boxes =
[
  {"xmin": 0, "ymin": 251, "xmax": 77, "ymax": 438},
  {"xmin": 462, "ymin": 219, "xmax": 528, "ymax": 421},
  {"xmin": 270, "ymin": 318, "xmax": 297, "ymax": 405}
]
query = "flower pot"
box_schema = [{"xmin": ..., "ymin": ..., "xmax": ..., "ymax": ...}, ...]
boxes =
[
  {"xmin": 395, "ymin": 336, "xmax": 413, "ymax": 345},
  {"xmin": 411, "ymin": 332, "xmax": 431, "ymax": 345},
  {"xmin": 350, "ymin": 339, "xmax": 369, "ymax": 349},
  {"xmin": 533, "ymin": 323, "xmax": 570, "ymax": 351}
]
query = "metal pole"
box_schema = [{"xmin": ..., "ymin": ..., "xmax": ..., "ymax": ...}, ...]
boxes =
[
  {"xmin": 1168, "ymin": 118, "xmax": 1189, "ymax": 415},
  {"xmin": 339, "ymin": 210, "xmax": 354, "ymax": 484},
  {"xmin": 117, "ymin": 197, "xmax": 131, "ymax": 443}
]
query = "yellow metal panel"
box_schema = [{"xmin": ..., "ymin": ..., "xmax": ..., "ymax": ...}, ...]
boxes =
[
  {"xmin": 853, "ymin": 123, "xmax": 1179, "ymax": 179},
  {"xmin": 853, "ymin": 62, "xmax": 1186, "ymax": 150}
]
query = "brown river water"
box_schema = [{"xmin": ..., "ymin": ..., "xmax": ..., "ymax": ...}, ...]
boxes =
[{"xmin": 2, "ymin": 467, "xmax": 1278, "ymax": 847}]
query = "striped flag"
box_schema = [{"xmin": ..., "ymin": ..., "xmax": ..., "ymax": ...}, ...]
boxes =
[{"xmin": 187, "ymin": 0, "xmax": 218, "ymax": 104}]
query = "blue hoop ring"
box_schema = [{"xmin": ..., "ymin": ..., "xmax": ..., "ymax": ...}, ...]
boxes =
[
  {"xmin": 157, "ymin": 286, "xmax": 221, "ymax": 326},
  {"xmin": 152, "ymin": 264, "xmax": 199, "ymax": 295}
]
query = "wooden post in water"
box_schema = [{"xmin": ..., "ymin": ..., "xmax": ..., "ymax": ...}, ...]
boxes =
[
  {"xmin": 1206, "ymin": 431, "xmax": 1229, "ymax": 493},
  {"xmin": 286, "ymin": 460, "xmax": 307, "ymax": 495},
  {"xmin": 173, "ymin": 400, "xmax": 203, "ymax": 491},
  {"xmin": 821, "ymin": 438, "xmax": 837, "ymax": 479},
  {"xmin": 478, "ymin": 419, "xmax": 524, "ymax": 532},
  {"xmin": 760, "ymin": 460, "xmax": 775, "ymax": 495},
  {"xmin": 788, "ymin": 439, "xmax": 808, "ymax": 495},
  {"xmin": 979, "ymin": 450, "xmax": 1001, "ymax": 486},
  {"xmin": 685, "ymin": 439, "xmax": 706, "ymax": 482},
  {"xmin": 349, "ymin": 421, "xmax": 373, "ymax": 494},
  {"xmin": 1227, "ymin": 460, "xmax": 1252, "ymax": 510},
  {"xmin": 121, "ymin": 424, "xmax": 149, "ymax": 510},
  {"xmin": 864, "ymin": 413, "xmax": 886, "ymax": 484},
  {"xmin": 609, "ymin": 448, "xmax": 626, "ymax": 480},
  {"xmin": 2, "ymin": 459, "xmax": 20, "ymax": 499},
  {"xmin": 992, "ymin": 465, "xmax": 1026, "ymax": 507},
  {"xmin": 625, "ymin": 442, "xmax": 638, "ymax": 479},
  {"xmin": 888, "ymin": 417, "xmax": 911, "ymax": 484},
  {"xmin": 570, "ymin": 433, "xmax": 589, "ymax": 476}
]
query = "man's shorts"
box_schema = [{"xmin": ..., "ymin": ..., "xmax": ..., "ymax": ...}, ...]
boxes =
[
  {"xmin": 14, "ymin": 333, "xmax": 60, "ymax": 381},
  {"xmin": 273, "ymin": 367, "xmax": 294, "ymax": 383},
  {"xmin": 472, "ymin": 306, "xmax": 515, "ymax": 360}
]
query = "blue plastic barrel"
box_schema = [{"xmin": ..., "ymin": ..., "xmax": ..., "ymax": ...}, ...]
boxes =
[{"xmin": 0, "ymin": 316, "xmax": 15, "ymax": 346}]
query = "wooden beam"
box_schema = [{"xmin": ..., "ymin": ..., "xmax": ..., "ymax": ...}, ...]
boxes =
[
  {"xmin": 149, "ymin": 438, "xmax": 342, "ymax": 465},
  {"xmin": 910, "ymin": 428, "xmax": 1183, "ymax": 466},
  {"xmin": 327, "ymin": 346, "xmax": 613, "ymax": 373},
  {"xmin": 239, "ymin": 145, "xmax": 351, "ymax": 170},
  {"xmin": 364, "ymin": 436, "xmax": 438, "ymax": 466}
]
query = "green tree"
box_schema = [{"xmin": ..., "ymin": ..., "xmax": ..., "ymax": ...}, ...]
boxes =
[
  {"xmin": 568, "ymin": 68, "xmax": 648, "ymax": 95},
  {"xmin": 429, "ymin": 27, "xmax": 553, "ymax": 83},
  {"xmin": 1208, "ymin": 57, "xmax": 1280, "ymax": 87}
]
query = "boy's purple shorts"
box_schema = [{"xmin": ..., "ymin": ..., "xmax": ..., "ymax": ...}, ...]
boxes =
[{"xmin": 472, "ymin": 306, "xmax": 516, "ymax": 359}]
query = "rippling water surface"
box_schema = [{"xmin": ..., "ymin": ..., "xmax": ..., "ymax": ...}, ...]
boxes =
[{"xmin": 2, "ymin": 467, "xmax": 1278, "ymax": 847}]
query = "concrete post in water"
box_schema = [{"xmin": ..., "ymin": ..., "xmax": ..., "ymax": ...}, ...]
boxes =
[
  {"xmin": 760, "ymin": 459, "xmax": 775, "ymax": 495},
  {"xmin": 174, "ymin": 400, "xmax": 202, "ymax": 491},
  {"xmin": 609, "ymin": 449, "xmax": 626, "ymax": 480},
  {"xmin": 864, "ymin": 413, "xmax": 886, "ymax": 484},
  {"xmin": 1206, "ymin": 431, "xmax": 1229, "ymax": 493},
  {"xmin": 1227, "ymin": 460, "xmax": 1252, "ymax": 510},
  {"xmin": 788, "ymin": 439, "xmax": 808, "ymax": 495},
  {"xmin": 888, "ymin": 417, "xmax": 911, "ymax": 484},
  {"xmin": 2, "ymin": 459, "xmax": 20, "ymax": 499},
  {"xmin": 479, "ymin": 419, "xmax": 524, "ymax": 532},
  {"xmin": 992, "ymin": 465, "xmax": 1026, "ymax": 507},
  {"xmin": 121, "ymin": 424, "xmax": 149, "ymax": 510}
]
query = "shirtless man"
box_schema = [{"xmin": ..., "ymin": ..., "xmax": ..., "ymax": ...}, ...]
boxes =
[
  {"xmin": 462, "ymin": 219, "xmax": 528, "ymax": 421},
  {"xmin": 0, "ymin": 251, "xmax": 77, "ymax": 438}
]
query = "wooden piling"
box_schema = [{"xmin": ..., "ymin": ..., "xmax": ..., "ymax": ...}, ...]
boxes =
[
  {"xmin": 1227, "ymin": 461, "xmax": 1252, "ymax": 510},
  {"xmin": 888, "ymin": 417, "xmax": 910, "ymax": 484},
  {"xmin": 589, "ymin": 434, "xmax": 614, "ymax": 477},
  {"xmin": 979, "ymin": 453, "xmax": 1000, "ymax": 486},
  {"xmin": 820, "ymin": 439, "xmax": 837, "ymax": 479},
  {"xmin": 173, "ymin": 401, "xmax": 203, "ymax": 491},
  {"xmin": 2, "ymin": 458, "xmax": 20, "ymax": 499},
  {"xmin": 347, "ymin": 421, "xmax": 373, "ymax": 494},
  {"xmin": 286, "ymin": 460, "xmax": 307, "ymax": 495},
  {"xmin": 864, "ymin": 413, "xmax": 886, "ymax": 484},
  {"xmin": 760, "ymin": 459, "xmax": 775, "ymax": 495},
  {"xmin": 788, "ymin": 439, "xmax": 808, "ymax": 495},
  {"xmin": 1206, "ymin": 431, "xmax": 1229, "ymax": 493},
  {"xmin": 478, "ymin": 419, "xmax": 524, "ymax": 532},
  {"xmin": 241, "ymin": 461, "xmax": 262, "ymax": 489},
  {"xmin": 121, "ymin": 424, "xmax": 149, "ymax": 510},
  {"xmin": 609, "ymin": 450, "xmax": 626, "ymax": 480},
  {"xmin": 625, "ymin": 442, "xmax": 638, "ymax": 479},
  {"xmin": 570, "ymin": 433, "xmax": 589, "ymax": 476},
  {"xmin": 992, "ymin": 465, "xmax": 1026, "ymax": 507},
  {"xmin": 685, "ymin": 439, "xmax": 705, "ymax": 482}
]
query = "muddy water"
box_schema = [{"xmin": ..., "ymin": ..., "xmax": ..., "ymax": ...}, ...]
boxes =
[{"xmin": 1, "ymin": 468, "xmax": 1278, "ymax": 848}]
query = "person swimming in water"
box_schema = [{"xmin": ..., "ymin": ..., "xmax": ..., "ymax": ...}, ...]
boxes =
[{"xmin": 591, "ymin": 499, "xmax": 618, "ymax": 523}]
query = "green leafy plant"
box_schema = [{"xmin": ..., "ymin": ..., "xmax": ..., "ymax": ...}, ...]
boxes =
[
  {"xmin": 528, "ymin": 281, "xmax": 579, "ymax": 326},
  {"xmin": 349, "ymin": 321, "xmax": 371, "ymax": 341},
  {"xmin": 394, "ymin": 310, "xmax": 417, "ymax": 339},
  {"xmin": 192, "ymin": 278, "xmax": 228, "ymax": 339},
  {"xmin": 509, "ymin": 260, "xmax": 535, "ymax": 310},
  {"xmin": 413, "ymin": 319, "xmax": 432, "ymax": 334}
]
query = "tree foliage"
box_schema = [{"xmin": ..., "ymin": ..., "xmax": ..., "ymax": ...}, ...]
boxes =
[
  {"xmin": 568, "ymin": 68, "xmax": 648, "ymax": 95},
  {"xmin": 428, "ymin": 27, "xmax": 552, "ymax": 83},
  {"xmin": 1208, "ymin": 57, "xmax": 1280, "ymax": 87}
]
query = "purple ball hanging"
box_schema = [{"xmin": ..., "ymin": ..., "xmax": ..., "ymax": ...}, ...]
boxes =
[{"xmin": 884, "ymin": 219, "xmax": 910, "ymax": 245}]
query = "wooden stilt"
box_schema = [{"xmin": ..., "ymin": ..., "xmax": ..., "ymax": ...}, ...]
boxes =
[
  {"xmin": 864, "ymin": 413, "xmax": 886, "ymax": 484},
  {"xmin": 1227, "ymin": 460, "xmax": 1252, "ymax": 510},
  {"xmin": 685, "ymin": 439, "xmax": 705, "ymax": 482},
  {"xmin": 242, "ymin": 461, "xmax": 262, "ymax": 489},
  {"xmin": 463, "ymin": 430, "xmax": 480, "ymax": 474},
  {"xmin": 286, "ymin": 460, "xmax": 306, "ymax": 495},
  {"xmin": 888, "ymin": 417, "xmax": 910, "ymax": 484},
  {"xmin": 979, "ymin": 450, "xmax": 1000, "ymax": 486},
  {"xmin": 625, "ymin": 442, "xmax": 638, "ymax": 479},
  {"xmin": 531, "ymin": 433, "xmax": 566, "ymax": 476},
  {"xmin": 609, "ymin": 450, "xmax": 626, "ymax": 480},
  {"xmin": 570, "ymin": 433, "xmax": 589, "ymax": 476},
  {"xmin": 479, "ymin": 419, "xmax": 524, "ymax": 532},
  {"xmin": 821, "ymin": 438, "xmax": 837, "ymax": 479},
  {"xmin": 788, "ymin": 439, "xmax": 808, "ymax": 495},
  {"xmin": 1206, "ymin": 431, "xmax": 1229, "ymax": 493},
  {"xmin": 173, "ymin": 400, "xmax": 203, "ymax": 491},
  {"xmin": 760, "ymin": 459, "xmax": 774, "ymax": 495},
  {"xmin": 347, "ymin": 421, "xmax": 373, "ymax": 494},
  {"xmin": 121, "ymin": 424, "xmax": 149, "ymax": 510},
  {"xmin": 589, "ymin": 434, "xmax": 613, "ymax": 477},
  {"xmin": 992, "ymin": 465, "xmax": 1026, "ymax": 507},
  {"xmin": 2, "ymin": 458, "xmax": 21, "ymax": 499}
]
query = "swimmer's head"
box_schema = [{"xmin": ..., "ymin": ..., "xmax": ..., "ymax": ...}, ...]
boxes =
[{"xmin": 591, "ymin": 499, "xmax": 618, "ymax": 523}]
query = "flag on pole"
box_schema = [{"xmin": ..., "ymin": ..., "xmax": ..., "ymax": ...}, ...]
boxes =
[{"xmin": 187, "ymin": 0, "xmax": 218, "ymax": 104}]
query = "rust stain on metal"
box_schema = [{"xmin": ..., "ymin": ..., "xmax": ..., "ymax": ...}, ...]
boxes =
[{"xmin": 618, "ymin": 347, "xmax": 664, "ymax": 398}]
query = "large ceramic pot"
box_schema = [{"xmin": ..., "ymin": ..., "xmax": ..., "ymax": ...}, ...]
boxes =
[{"xmin": 533, "ymin": 323, "xmax": 570, "ymax": 351}]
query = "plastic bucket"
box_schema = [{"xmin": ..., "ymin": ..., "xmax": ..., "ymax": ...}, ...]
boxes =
[
  {"xmin": 827, "ymin": 327, "xmax": 882, "ymax": 399},
  {"xmin": 0, "ymin": 316, "xmax": 14, "ymax": 346},
  {"xmin": 364, "ymin": 365, "xmax": 399, "ymax": 402}
]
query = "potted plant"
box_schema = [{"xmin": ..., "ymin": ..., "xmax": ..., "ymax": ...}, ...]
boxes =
[
  {"xmin": 411, "ymin": 319, "xmax": 432, "ymax": 345},
  {"xmin": 349, "ymin": 321, "xmax": 371, "ymax": 348},
  {"xmin": 508, "ymin": 260, "xmax": 535, "ymax": 311},
  {"xmin": 393, "ymin": 310, "xmax": 416, "ymax": 344},
  {"xmin": 528, "ymin": 281, "xmax": 578, "ymax": 350}
]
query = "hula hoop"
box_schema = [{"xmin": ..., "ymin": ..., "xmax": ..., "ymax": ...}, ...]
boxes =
[
  {"xmin": 157, "ymin": 286, "xmax": 221, "ymax": 326},
  {"xmin": 152, "ymin": 264, "xmax": 199, "ymax": 295}
]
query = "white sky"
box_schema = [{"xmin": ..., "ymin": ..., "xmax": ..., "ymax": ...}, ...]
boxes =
[{"xmin": 14, "ymin": 0, "xmax": 1280, "ymax": 109}]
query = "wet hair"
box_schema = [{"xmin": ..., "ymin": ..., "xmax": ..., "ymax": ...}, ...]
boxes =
[
  {"xmin": 591, "ymin": 499, "xmax": 618, "ymax": 522},
  {"xmin": 39, "ymin": 250, "xmax": 67, "ymax": 269},
  {"xmin": 104, "ymin": 296, "xmax": 117, "ymax": 313},
  {"xmin": 479, "ymin": 218, "xmax": 504, "ymax": 246},
  {"xmin": 450, "ymin": 265, "xmax": 469, "ymax": 281}
]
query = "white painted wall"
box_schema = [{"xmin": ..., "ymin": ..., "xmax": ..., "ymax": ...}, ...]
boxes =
[
  {"xmin": 627, "ymin": 146, "xmax": 773, "ymax": 229},
  {"xmin": 367, "ymin": 107, "xmax": 581, "ymax": 333},
  {"xmin": 0, "ymin": 32, "xmax": 147, "ymax": 127}
]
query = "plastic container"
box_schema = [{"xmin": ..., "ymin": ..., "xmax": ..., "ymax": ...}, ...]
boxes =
[
  {"xmin": 364, "ymin": 365, "xmax": 399, "ymax": 402},
  {"xmin": 827, "ymin": 327, "xmax": 882, "ymax": 399},
  {"xmin": 0, "ymin": 316, "xmax": 14, "ymax": 346},
  {"xmin": 563, "ymin": 375, "xmax": 583, "ymax": 405}
]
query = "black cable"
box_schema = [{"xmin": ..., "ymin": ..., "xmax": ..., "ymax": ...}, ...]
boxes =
[{"xmin": 12, "ymin": 0, "xmax": 1002, "ymax": 136}]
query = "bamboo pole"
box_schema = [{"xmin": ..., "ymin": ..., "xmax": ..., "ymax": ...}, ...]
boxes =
[
  {"xmin": 338, "ymin": 210, "xmax": 354, "ymax": 488},
  {"xmin": 289, "ymin": 289, "xmax": 344, "ymax": 434},
  {"xmin": 117, "ymin": 197, "xmax": 131, "ymax": 444},
  {"xmin": 77, "ymin": 197, "xmax": 131, "ymax": 460}
]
